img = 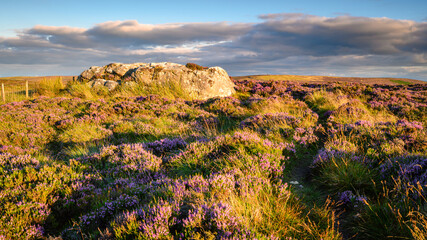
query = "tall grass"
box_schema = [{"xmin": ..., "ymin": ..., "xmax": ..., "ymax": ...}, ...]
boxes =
[
  {"xmin": 65, "ymin": 79, "xmax": 194, "ymax": 100},
  {"xmin": 352, "ymin": 179, "xmax": 427, "ymax": 239},
  {"xmin": 36, "ymin": 77, "xmax": 65, "ymax": 96},
  {"xmin": 117, "ymin": 79, "xmax": 193, "ymax": 100},
  {"xmin": 305, "ymin": 89, "xmax": 349, "ymax": 113},
  {"xmin": 228, "ymin": 184, "xmax": 341, "ymax": 239},
  {"xmin": 66, "ymin": 81, "xmax": 95, "ymax": 99}
]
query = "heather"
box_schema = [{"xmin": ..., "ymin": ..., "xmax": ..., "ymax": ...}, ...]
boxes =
[{"xmin": 0, "ymin": 79, "xmax": 426, "ymax": 239}]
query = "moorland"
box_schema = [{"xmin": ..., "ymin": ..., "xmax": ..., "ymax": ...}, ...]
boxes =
[{"xmin": 0, "ymin": 75, "xmax": 426, "ymax": 239}]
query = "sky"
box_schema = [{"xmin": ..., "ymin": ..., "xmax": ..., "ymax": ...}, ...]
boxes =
[{"xmin": 1, "ymin": 0, "xmax": 427, "ymax": 80}]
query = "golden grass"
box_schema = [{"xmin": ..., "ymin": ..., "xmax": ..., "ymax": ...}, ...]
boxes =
[{"xmin": 227, "ymin": 184, "xmax": 341, "ymax": 239}]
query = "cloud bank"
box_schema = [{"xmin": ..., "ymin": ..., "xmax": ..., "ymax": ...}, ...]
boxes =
[{"xmin": 1, "ymin": 14, "xmax": 426, "ymax": 79}]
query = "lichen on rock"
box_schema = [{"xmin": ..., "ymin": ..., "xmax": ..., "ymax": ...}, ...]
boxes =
[{"xmin": 78, "ymin": 62, "xmax": 235, "ymax": 100}]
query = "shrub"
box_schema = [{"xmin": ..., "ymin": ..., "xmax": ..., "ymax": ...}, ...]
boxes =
[{"xmin": 185, "ymin": 62, "xmax": 206, "ymax": 71}]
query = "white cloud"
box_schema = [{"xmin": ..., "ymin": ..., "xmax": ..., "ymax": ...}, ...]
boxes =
[{"xmin": 0, "ymin": 15, "xmax": 426, "ymax": 80}]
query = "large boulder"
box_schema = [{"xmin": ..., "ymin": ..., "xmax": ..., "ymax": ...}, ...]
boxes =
[{"xmin": 78, "ymin": 62, "xmax": 235, "ymax": 99}]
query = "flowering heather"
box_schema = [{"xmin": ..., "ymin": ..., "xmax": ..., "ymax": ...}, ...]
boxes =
[
  {"xmin": 366, "ymin": 84, "xmax": 427, "ymax": 122},
  {"xmin": 379, "ymin": 155, "xmax": 427, "ymax": 199},
  {"xmin": 79, "ymin": 194, "xmax": 140, "ymax": 228},
  {"xmin": 201, "ymin": 96, "xmax": 247, "ymax": 118},
  {"xmin": 0, "ymin": 152, "xmax": 40, "ymax": 171},
  {"xmin": 240, "ymin": 112, "xmax": 301, "ymax": 130},
  {"xmin": 80, "ymin": 143, "xmax": 163, "ymax": 174},
  {"xmin": 312, "ymin": 148, "xmax": 367, "ymax": 166},
  {"xmin": 336, "ymin": 120, "xmax": 426, "ymax": 155},
  {"xmin": 338, "ymin": 190, "xmax": 367, "ymax": 208},
  {"xmin": 292, "ymin": 127, "xmax": 319, "ymax": 145},
  {"xmin": 144, "ymin": 137, "xmax": 187, "ymax": 156},
  {"xmin": 1, "ymin": 78, "xmax": 426, "ymax": 239}
]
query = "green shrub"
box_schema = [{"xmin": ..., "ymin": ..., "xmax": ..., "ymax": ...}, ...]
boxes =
[
  {"xmin": 316, "ymin": 156, "xmax": 375, "ymax": 194},
  {"xmin": 186, "ymin": 62, "xmax": 205, "ymax": 71},
  {"xmin": 353, "ymin": 200, "xmax": 412, "ymax": 239}
]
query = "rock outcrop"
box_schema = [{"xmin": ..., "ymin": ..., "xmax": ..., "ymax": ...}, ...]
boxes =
[
  {"xmin": 78, "ymin": 62, "xmax": 235, "ymax": 100},
  {"xmin": 87, "ymin": 79, "xmax": 119, "ymax": 91}
]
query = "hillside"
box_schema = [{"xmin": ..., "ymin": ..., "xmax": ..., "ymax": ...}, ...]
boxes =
[
  {"xmin": 1, "ymin": 74, "xmax": 426, "ymax": 87},
  {"xmin": 234, "ymin": 74, "xmax": 426, "ymax": 85}
]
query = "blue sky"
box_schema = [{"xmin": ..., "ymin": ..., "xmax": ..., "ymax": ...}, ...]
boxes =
[{"xmin": 1, "ymin": 0, "xmax": 426, "ymax": 79}]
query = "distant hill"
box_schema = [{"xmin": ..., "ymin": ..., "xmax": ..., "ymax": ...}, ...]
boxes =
[
  {"xmin": 1, "ymin": 75, "xmax": 425, "ymax": 86},
  {"xmin": 233, "ymin": 75, "xmax": 426, "ymax": 85}
]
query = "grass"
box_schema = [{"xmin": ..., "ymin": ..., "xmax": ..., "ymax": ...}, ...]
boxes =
[
  {"xmin": 131, "ymin": 79, "xmax": 192, "ymax": 100},
  {"xmin": 389, "ymin": 79, "xmax": 412, "ymax": 85},
  {"xmin": 228, "ymin": 184, "xmax": 341, "ymax": 239},
  {"xmin": 0, "ymin": 76, "xmax": 70, "ymax": 103},
  {"xmin": 57, "ymin": 123, "xmax": 113, "ymax": 144},
  {"xmin": 0, "ymin": 81, "xmax": 36, "ymax": 103},
  {"xmin": 1, "ymin": 76, "xmax": 192, "ymax": 103},
  {"xmin": 316, "ymin": 156, "xmax": 376, "ymax": 193},
  {"xmin": 66, "ymin": 81, "xmax": 95, "ymax": 99},
  {"xmin": 36, "ymin": 77, "xmax": 65, "ymax": 96},
  {"xmin": 0, "ymin": 76, "xmax": 426, "ymax": 239},
  {"xmin": 305, "ymin": 89, "xmax": 349, "ymax": 113}
]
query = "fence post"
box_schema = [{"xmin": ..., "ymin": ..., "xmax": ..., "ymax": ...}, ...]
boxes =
[
  {"xmin": 26, "ymin": 80, "xmax": 29, "ymax": 98},
  {"xmin": 1, "ymin": 83, "xmax": 5, "ymax": 103}
]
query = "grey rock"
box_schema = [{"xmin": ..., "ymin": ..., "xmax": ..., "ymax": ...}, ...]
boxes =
[
  {"xmin": 80, "ymin": 66, "xmax": 105, "ymax": 80},
  {"xmin": 104, "ymin": 62, "xmax": 147, "ymax": 77},
  {"xmin": 78, "ymin": 62, "xmax": 235, "ymax": 100},
  {"xmin": 87, "ymin": 79, "xmax": 119, "ymax": 91},
  {"xmin": 88, "ymin": 79, "xmax": 107, "ymax": 88},
  {"xmin": 104, "ymin": 80, "xmax": 119, "ymax": 91}
]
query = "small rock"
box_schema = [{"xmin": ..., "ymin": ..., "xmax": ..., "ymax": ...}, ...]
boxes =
[
  {"xmin": 104, "ymin": 80, "xmax": 119, "ymax": 91},
  {"xmin": 87, "ymin": 79, "xmax": 119, "ymax": 91},
  {"xmin": 80, "ymin": 66, "xmax": 104, "ymax": 80},
  {"xmin": 87, "ymin": 79, "xmax": 106, "ymax": 88}
]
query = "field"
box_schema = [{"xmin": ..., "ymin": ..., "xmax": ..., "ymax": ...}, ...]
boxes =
[
  {"xmin": 234, "ymin": 75, "xmax": 425, "ymax": 85},
  {"xmin": 0, "ymin": 77, "xmax": 426, "ymax": 239},
  {"xmin": 0, "ymin": 76, "xmax": 76, "ymax": 103},
  {"xmin": 0, "ymin": 76, "xmax": 76, "ymax": 84}
]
